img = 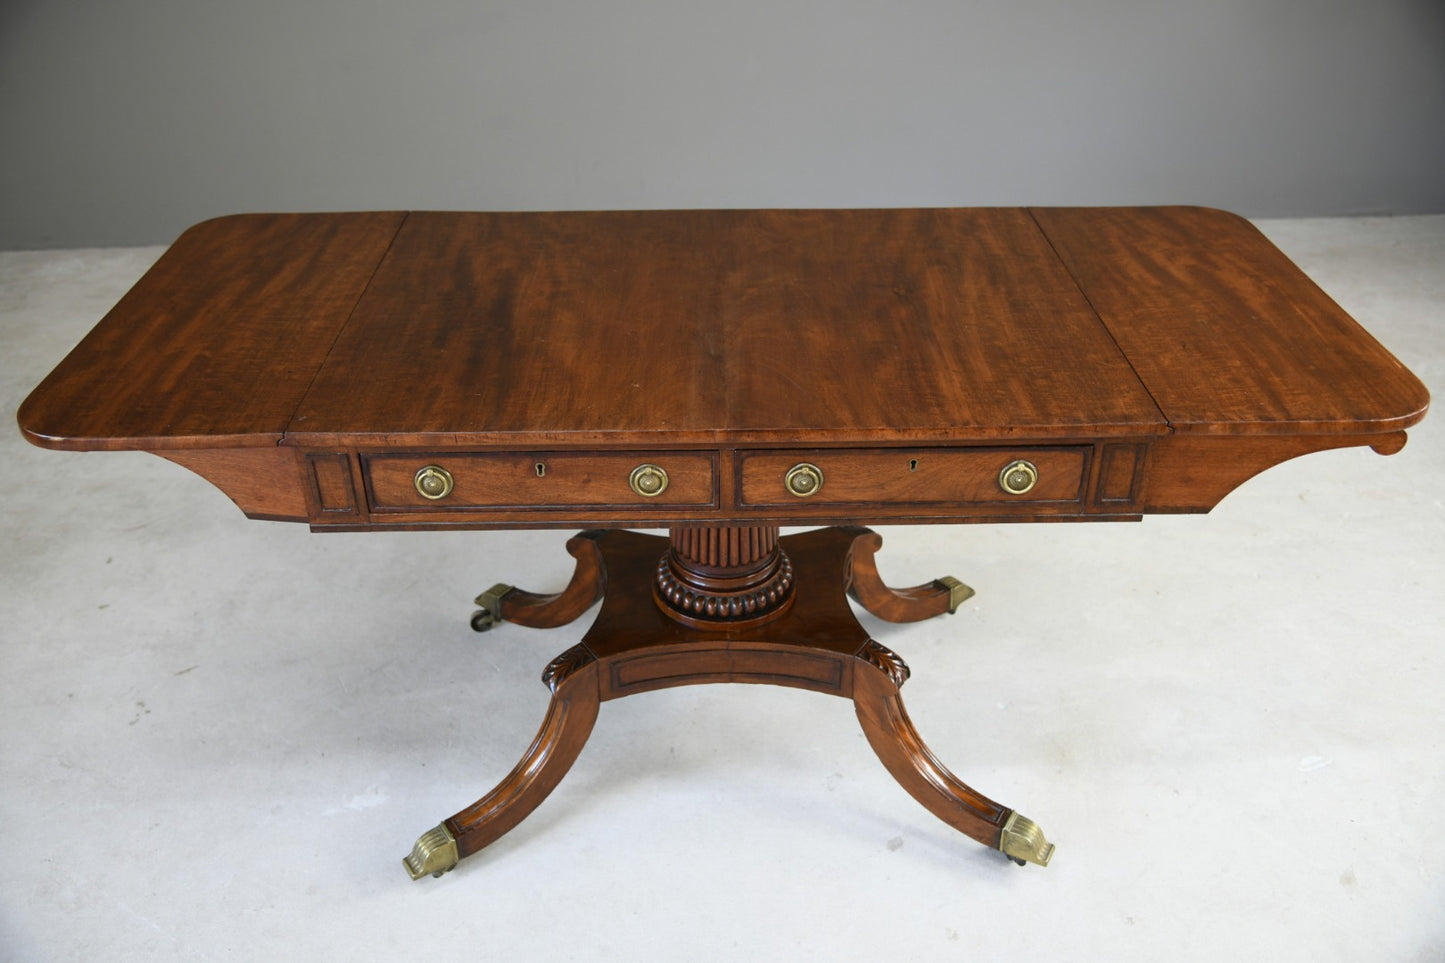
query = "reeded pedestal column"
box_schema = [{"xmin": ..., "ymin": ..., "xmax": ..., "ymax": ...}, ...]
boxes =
[
  {"xmin": 653, "ymin": 524, "xmax": 795, "ymax": 627},
  {"xmin": 409, "ymin": 526, "xmax": 1053, "ymax": 880}
]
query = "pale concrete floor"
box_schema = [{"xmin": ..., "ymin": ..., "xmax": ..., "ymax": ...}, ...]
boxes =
[{"xmin": 1, "ymin": 216, "xmax": 1441, "ymax": 962}]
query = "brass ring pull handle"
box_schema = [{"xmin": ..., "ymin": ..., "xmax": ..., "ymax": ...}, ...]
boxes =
[
  {"xmin": 628, "ymin": 463, "xmax": 669, "ymax": 497},
  {"xmin": 997, "ymin": 459, "xmax": 1038, "ymax": 496},
  {"xmin": 784, "ymin": 463, "xmax": 824, "ymax": 498},
  {"xmin": 414, "ymin": 464, "xmax": 455, "ymax": 500}
]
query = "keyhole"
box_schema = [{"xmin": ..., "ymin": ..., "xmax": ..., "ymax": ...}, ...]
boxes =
[
  {"xmin": 535, "ymin": 462, "xmax": 546, "ymax": 477},
  {"xmin": 909, "ymin": 459, "xmax": 919, "ymax": 472}
]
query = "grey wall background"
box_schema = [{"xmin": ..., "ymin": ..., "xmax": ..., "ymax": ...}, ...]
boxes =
[{"xmin": 3, "ymin": 0, "xmax": 1444, "ymax": 249}]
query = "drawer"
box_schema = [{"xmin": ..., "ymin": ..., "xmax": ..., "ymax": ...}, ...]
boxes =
[
  {"xmin": 365, "ymin": 451, "xmax": 717, "ymax": 512},
  {"xmin": 737, "ymin": 447, "xmax": 1087, "ymax": 507}
]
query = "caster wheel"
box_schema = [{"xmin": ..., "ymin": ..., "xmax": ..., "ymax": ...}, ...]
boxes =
[{"xmin": 470, "ymin": 608, "xmax": 498, "ymax": 632}]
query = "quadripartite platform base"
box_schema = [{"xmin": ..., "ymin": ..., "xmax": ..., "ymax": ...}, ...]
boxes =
[{"xmin": 404, "ymin": 526, "xmax": 1053, "ymax": 879}]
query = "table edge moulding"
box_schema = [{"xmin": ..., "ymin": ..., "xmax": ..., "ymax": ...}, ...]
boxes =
[{"xmin": 16, "ymin": 206, "xmax": 1430, "ymax": 880}]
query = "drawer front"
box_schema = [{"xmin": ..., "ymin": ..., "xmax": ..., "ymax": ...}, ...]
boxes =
[
  {"xmin": 365, "ymin": 451, "xmax": 717, "ymax": 512},
  {"xmin": 737, "ymin": 447, "xmax": 1087, "ymax": 507}
]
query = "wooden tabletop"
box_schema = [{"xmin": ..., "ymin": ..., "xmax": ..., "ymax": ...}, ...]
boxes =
[{"xmin": 18, "ymin": 207, "xmax": 1428, "ymax": 528}]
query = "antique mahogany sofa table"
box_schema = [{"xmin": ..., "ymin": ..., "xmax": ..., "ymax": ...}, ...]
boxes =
[{"xmin": 18, "ymin": 207, "xmax": 1428, "ymax": 880}]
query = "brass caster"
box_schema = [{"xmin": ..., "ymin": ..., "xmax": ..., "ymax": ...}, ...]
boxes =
[
  {"xmin": 404, "ymin": 823, "xmax": 459, "ymax": 880},
  {"xmin": 998, "ymin": 811, "xmax": 1054, "ymax": 867},
  {"xmin": 470, "ymin": 583, "xmax": 514, "ymax": 633},
  {"xmin": 939, "ymin": 576, "xmax": 975, "ymax": 614}
]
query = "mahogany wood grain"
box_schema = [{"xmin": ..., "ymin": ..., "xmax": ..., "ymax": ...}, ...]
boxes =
[
  {"xmin": 157, "ymin": 447, "xmax": 307, "ymax": 521},
  {"xmin": 495, "ymin": 531, "xmax": 606, "ymax": 629},
  {"xmin": 446, "ymin": 647, "xmax": 600, "ymax": 861},
  {"xmin": 283, "ymin": 209, "xmax": 1167, "ymax": 450},
  {"xmin": 737, "ymin": 447, "xmax": 1088, "ymax": 507},
  {"xmin": 16, "ymin": 206, "xmax": 1428, "ymax": 875},
  {"xmin": 287, "ymin": 211, "xmax": 732, "ymax": 449},
  {"xmin": 1031, "ymin": 206, "xmax": 1430, "ymax": 436},
  {"xmin": 364, "ymin": 450, "xmax": 717, "ymax": 512},
  {"xmin": 656, "ymin": 524, "xmax": 792, "ymax": 626},
  {"xmin": 713, "ymin": 208, "xmax": 1165, "ymax": 444},
  {"xmin": 853, "ymin": 643, "xmax": 1012, "ymax": 849},
  {"xmin": 18, "ymin": 207, "xmax": 1427, "ymax": 527},
  {"xmin": 434, "ymin": 525, "xmax": 1021, "ymax": 868},
  {"xmin": 581, "ymin": 528, "xmax": 871, "ymax": 671},
  {"xmin": 18, "ymin": 212, "xmax": 405, "ymax": 451},
  {"xmin": 845, "ymin": 527, "xmax": 955, "ymax": 623},
  {"xmin": 1142, "ymin": 431, "xmax": 1411, "ymax": 513}
]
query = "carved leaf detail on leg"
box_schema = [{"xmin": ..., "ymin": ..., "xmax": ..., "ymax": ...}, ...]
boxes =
[
  {"xmin": 542, "ymin": 644, "xmax": 597, "ymax": 693},
  {"xmin": 858, "ymin": 639, "xmax": 911, "ymax": 689}
]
